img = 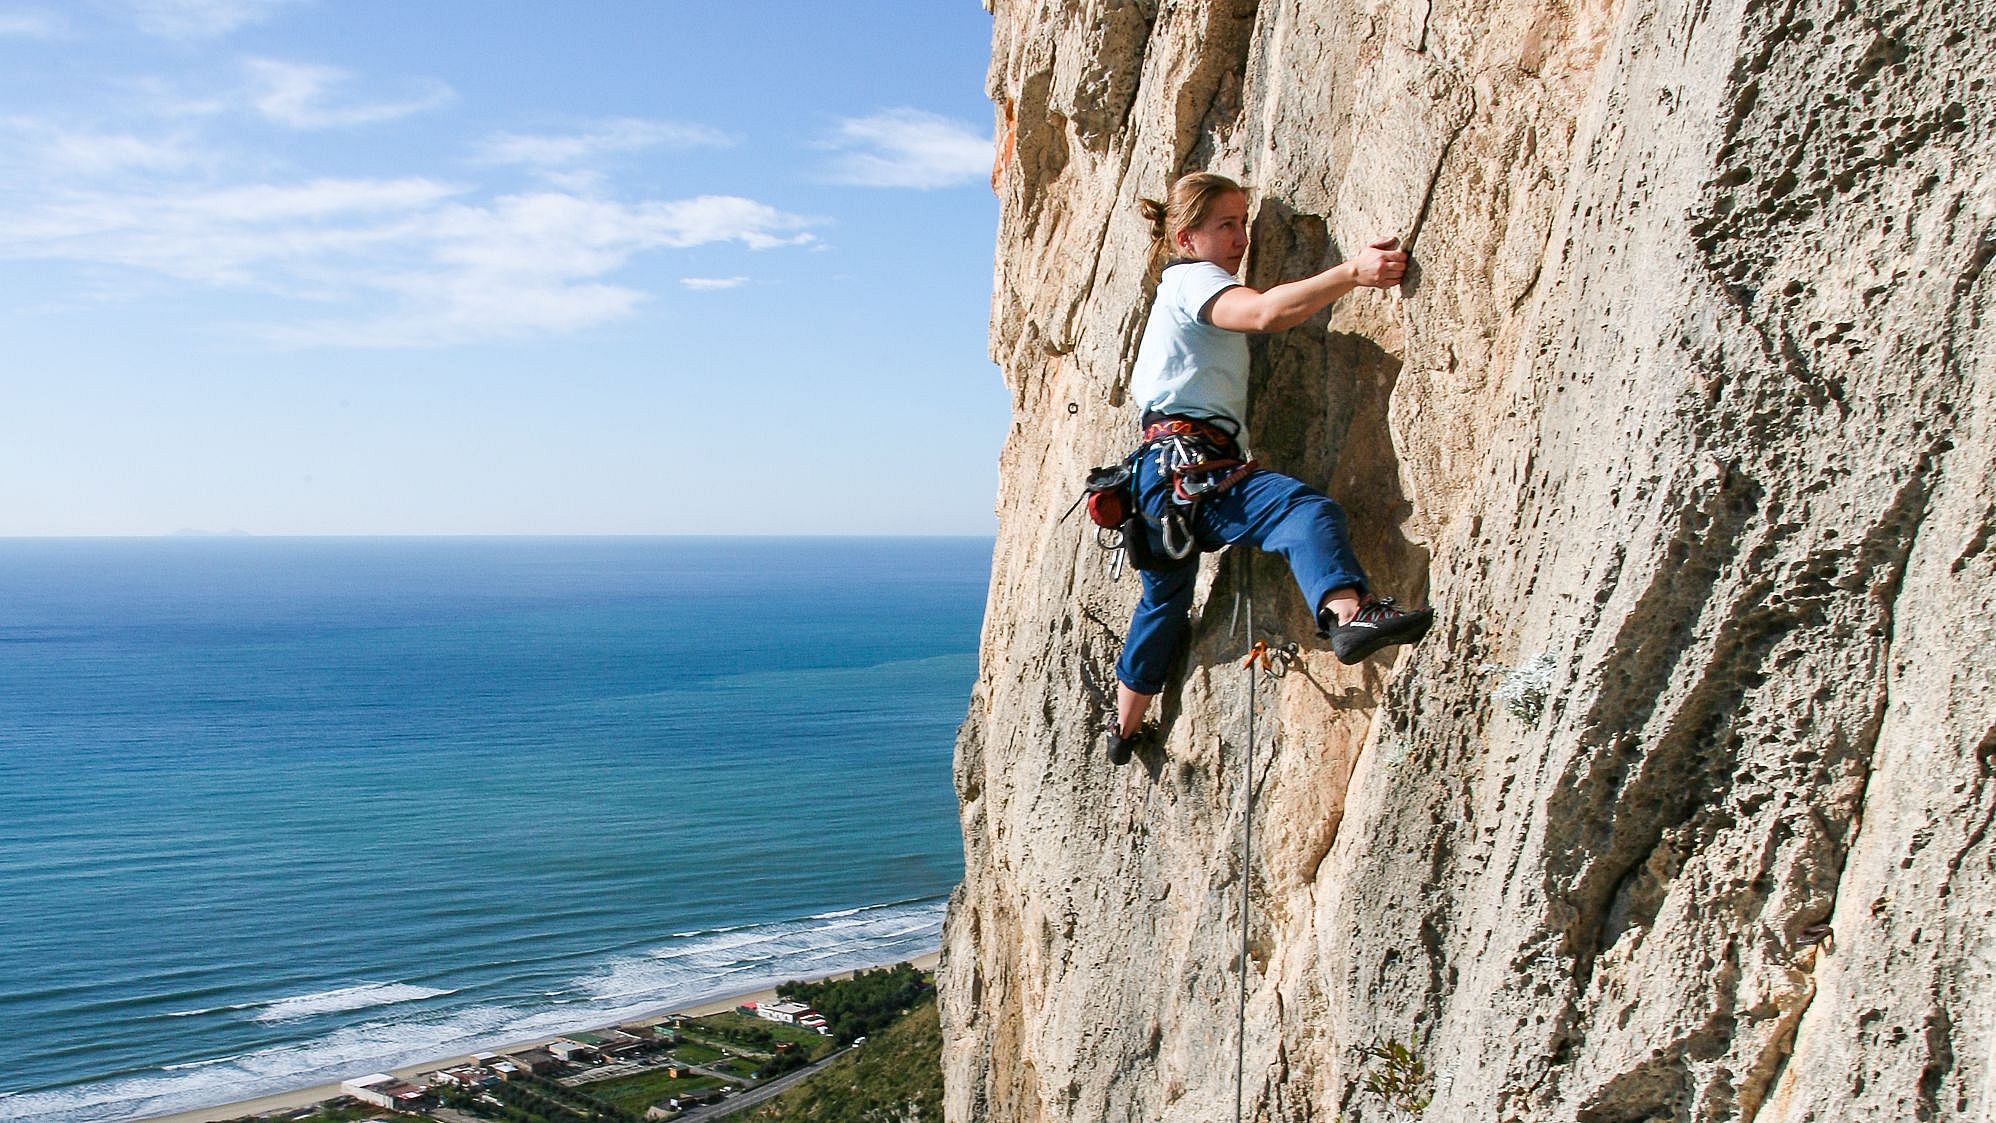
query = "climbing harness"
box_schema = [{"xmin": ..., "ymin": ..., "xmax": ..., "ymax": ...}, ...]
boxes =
[
  {"xmin": 1142, "ymin": 415, "xmax": 1259, "ymax": 505},
  {"xmin": 1072, "ymin": 414, "xmax": 1261, "ymax": 578},
  {"xmin": 1144, "ymin": 414, "xmax": 1258, "ymax": 565}
]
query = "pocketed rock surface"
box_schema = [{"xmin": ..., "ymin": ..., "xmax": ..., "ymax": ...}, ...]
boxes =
[{"xmin": 940, "ymin": 1, "xmax": 1995, "ymax": 1121}]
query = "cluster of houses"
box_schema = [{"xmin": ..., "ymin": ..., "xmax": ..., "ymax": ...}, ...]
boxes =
[
  {"xmin": 338, "ymin": 1025, "xmax": 679, "ymax": 1113},
  {"xmin": 327, "ymin": 1003, "xmax": 833, "ymax": 1118}
]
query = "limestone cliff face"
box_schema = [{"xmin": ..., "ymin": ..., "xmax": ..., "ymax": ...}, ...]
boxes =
[{"xmin": 941, "ymin": 1, "xmax": 1994, "ymax": 1121}]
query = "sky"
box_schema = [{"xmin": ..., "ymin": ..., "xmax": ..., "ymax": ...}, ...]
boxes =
[{"xmin": 0, "ymin": 1, "xmax": 1007, "ymax": 535}]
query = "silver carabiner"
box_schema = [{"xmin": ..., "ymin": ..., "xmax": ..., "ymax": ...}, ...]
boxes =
[{"xmin": 1159, "ymin": 508, "xmax": 1196, "ymax": 560}]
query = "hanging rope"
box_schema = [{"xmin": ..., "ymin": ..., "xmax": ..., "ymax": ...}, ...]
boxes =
[
  {"xmin": 1236, "ymin": 615, "xmax": 1257, "ymax": 1123},
  {"xmin": 1232, "ymin": 562, "xmax": 1297, "ymax": 1123},
  {"xmin": 1233, "ymin": 546, "xmax": 1264, "ymax": 1123}
]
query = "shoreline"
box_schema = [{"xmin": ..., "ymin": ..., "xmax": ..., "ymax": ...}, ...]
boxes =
[{"xmin": 145, "ymin": 948, "xmax": 942, "ymax": 1123}]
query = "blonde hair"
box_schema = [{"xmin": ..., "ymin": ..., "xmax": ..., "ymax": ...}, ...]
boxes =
[{"xmin": 1139, "ymin": 172, "xmax": 1245, "ymax": 268}]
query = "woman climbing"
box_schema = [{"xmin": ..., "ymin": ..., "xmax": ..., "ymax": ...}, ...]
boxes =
[{"xmin": 1108, "ymin": 171, "xmax": 1433, "ymax": 764}]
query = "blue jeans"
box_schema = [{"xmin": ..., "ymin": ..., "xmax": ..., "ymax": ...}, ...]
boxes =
[{"xmin": 1115, "ymin": 448, "xmax": 1368, "ymax": 695}]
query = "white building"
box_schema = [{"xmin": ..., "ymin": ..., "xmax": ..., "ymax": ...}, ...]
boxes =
[
  {"xmin": 430, "ymin": 1065, "xmax": 496, "ymax": 1089},
  {"xmin": 342, "ymin": 1073, "xmax": 430, "ymax": 1112},
  {"xmin": 755, "ymin": 1001, "xmax": 814, "ymax": 1025}
]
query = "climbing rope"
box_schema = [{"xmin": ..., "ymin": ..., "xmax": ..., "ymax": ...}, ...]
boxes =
[
  {"xmin": 1236, "ymin": 601, "xmax": 1257, "ymax": 1123},
  {"xmin": 1232, "ymin": 563, "xmax": 1298, "ymax": 1123}
]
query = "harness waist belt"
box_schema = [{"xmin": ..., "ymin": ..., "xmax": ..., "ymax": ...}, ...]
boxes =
[
  {"xmin": 1141, "ymin": 415, "xmax": 1242, "ymax": 458},
  {"xmin": 1141, "ymin": 414, "xmax": 1258, "ymax": 506}
]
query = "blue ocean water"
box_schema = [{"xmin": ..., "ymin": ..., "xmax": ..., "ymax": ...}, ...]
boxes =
[{"xmin": 0, "ymin": 537, "xmax": 987, "ymax": 1122}]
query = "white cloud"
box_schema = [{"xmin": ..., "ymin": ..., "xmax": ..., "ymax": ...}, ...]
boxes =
[
  {"xmin": 0, "ymin": 62, "xmax": 809, "ymax": 346},
  {"xmin": 245, "ymin": 58, "xmax": 454, "ymax": 130},
  {"xmin": 0, "ymin": 177, "xmax": 464, "ymax": 285},
  {"xmin": 124, "ymin": 0, "xmax": 301, "ymax": 39},
  {"xmin": 475, "ymin": 118, "xmax": 731, "ymax": 168},
  {"xmin": 0, "ymin": 117, "xmax": 199, "ymax": 176},
  {"xmin": 821, "ymin": 108, "xmax": 992, "ymax": 189},
  {"xmin": 0, "ymin": 165, "xmax": 817, "ymax": 344},
  {"xmin": 269, "ymin": 276, "xmax": 650, "ymax": 348},
  {"xmin": 680, "ymin": 276, "xmax": 748, "ymax": 290},
  {"xmin": 0, "ymin": 9, "xmax": 63, "ymax": 37}
]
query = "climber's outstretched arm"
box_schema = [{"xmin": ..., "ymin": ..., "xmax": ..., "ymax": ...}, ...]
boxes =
[{"xmin": 1206, "ymin": 236, "xmax": 1408, "ymax": 333}]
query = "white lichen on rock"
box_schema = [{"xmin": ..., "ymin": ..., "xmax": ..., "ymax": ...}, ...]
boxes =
[{"xmin": 1482, "ymin": 651, "xmax": 1558, "ymax": 723}]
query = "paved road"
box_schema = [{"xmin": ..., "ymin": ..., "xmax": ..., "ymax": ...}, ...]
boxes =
[{"xmin": 672, "ymin": 1045, "xmax": 857, "ymax": 1122}]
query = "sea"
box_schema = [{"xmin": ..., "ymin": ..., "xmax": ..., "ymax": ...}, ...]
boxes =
[{"xmin": 0, "ymin": 537, "xmax": 989, "ymax": 1122}]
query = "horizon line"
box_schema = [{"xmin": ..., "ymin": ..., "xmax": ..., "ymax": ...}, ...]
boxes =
[{"xmin": 0, "ymin": 531, "xmax": 1000, "ymax": 541}]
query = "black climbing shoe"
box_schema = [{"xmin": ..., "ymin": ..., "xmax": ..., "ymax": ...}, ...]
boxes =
[
  {"xmin": 1106, "ymin": 722, "xmax": 1151, "ymax": 766},
  {"xmin": 1320, "ymin": 597, "xmax": 1434, "ymax": 665}
]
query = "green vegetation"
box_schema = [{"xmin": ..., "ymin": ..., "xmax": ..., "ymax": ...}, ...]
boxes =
[
  {"xmin": 753, "ymin": 1045, "xmax": 812, "ymax": 1080},
  {"xmin": 458, "ymin": 1072, "xmax": 637, "ymax": 1123},
  {"xmin": 1356, "ymin": 1038, "xmax": 1433, "ymax": 1116},
  {"xmin": 669, "ymin": 1041, "xmax": 726, "ymax": 1065},
  {"xmin": 577, "ymin": 1069, "xmax": 727, "ymax": 1117},
  {"xmin": 775, "ymin": 962, "xmax": 929, "ymax": 1045},
  {"xmin": 686, "ymin": 1010, "xmax": 833, "ymax": 1058},
  {"xmin": 742, "ymin": 994, "xmax": 941, "ymax": 1123}
]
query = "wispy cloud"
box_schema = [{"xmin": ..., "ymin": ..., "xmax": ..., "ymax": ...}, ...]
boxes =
[
  {"xmin": 245, "ymin": 58, "xmax": 454, "ymax": 130},
  {"xmin": 0, "ymin": 47, "xmax": 805, "ymax": 346},
  {"xmin": 680, "ymin": 276, "xmax": 748, "ymax": 290},
  {"xmin": 124, "ymin": 0, "xmax": 302, "ymax": 39},
  {"xmin": 820, "ymin": 108, "xmax": 991, "ymax": 189},
  {"xmin": 263, "ymin": 196, "xmax": 811, "ymax": 346},
  {"xmin": 476, "ymin": 118, "xmax": 732, "ymax": 169},
  {"xmin": 0, "ymin": 8, "xmax": 63, "ymax": 37},
  {"xmin": 0, "ymin": 177, "xmax": 465, "ymax": 286},
  {"xmin": 1, "ymin": 116, "xmax": 201, "ymax": 176},
  {"xmin": 0, "ymin": 140, "xmax": 816, "ymax": 344}
]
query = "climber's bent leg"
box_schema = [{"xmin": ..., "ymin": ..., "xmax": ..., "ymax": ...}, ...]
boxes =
[{"xmin": 1200, "ymin": 469, "xmax": 1369, "ymax": 612}]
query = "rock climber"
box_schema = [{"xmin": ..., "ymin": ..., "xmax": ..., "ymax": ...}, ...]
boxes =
[{"xmin": 1108, "ymin": 171, "xmax": 1434, "ymax": 764}]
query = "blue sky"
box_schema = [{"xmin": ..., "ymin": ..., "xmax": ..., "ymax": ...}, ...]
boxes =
[{"xmin": 0, "ymin": 1, "xmax": 1005, "ymax": 535}]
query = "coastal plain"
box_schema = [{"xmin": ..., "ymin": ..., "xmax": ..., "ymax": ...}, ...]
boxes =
[{"xmin": 147, "ymin": 951, "xmax": 941, "ymax": 1123}]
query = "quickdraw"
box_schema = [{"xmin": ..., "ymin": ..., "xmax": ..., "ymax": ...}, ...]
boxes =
[{"xmin": 1239, "ymin": 638, "xmax": 1301, "ymax": 678}]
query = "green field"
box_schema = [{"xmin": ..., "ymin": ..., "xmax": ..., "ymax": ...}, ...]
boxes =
[
  {"xmin": 577, "ymin": 1069, "xmax": 727, "ymax": 1116},
  {"xmin": 668, "ymin": 1041, "xmax": 726, "ymax": 1065},
  {"xmin": 686, "ymin": 1011, "xmax": 833, "ymax": 1057}
]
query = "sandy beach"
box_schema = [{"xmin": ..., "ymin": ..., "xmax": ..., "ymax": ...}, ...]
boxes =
[{"xmin": 146, "ymin": 949, "xmax": 942, "ymax": 1123}]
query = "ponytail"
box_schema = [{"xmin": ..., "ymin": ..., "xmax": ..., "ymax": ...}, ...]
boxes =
[{"xmin": 1139, "ymin": 196, "xmax": 1170, "ymax": 244}]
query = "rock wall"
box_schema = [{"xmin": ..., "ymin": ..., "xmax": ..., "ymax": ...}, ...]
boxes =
[{"xmin": 941, "ymin": 1, "xmax": 1995, "ymax": 1121}]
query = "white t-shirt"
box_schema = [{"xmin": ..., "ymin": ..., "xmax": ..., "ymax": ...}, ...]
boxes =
[{"xmin": 1128, "ymin": 259, "xmax": 1249, "ymax": 444}]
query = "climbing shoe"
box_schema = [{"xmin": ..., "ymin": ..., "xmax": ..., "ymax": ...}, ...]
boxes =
[
  {"xmin": 1105, "ymin": 722, "xmax": 1151, "ymax": 766},
  {"xmin": 1320, "ymin": 597, "xmax": 1434, "ymax": 665}
]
